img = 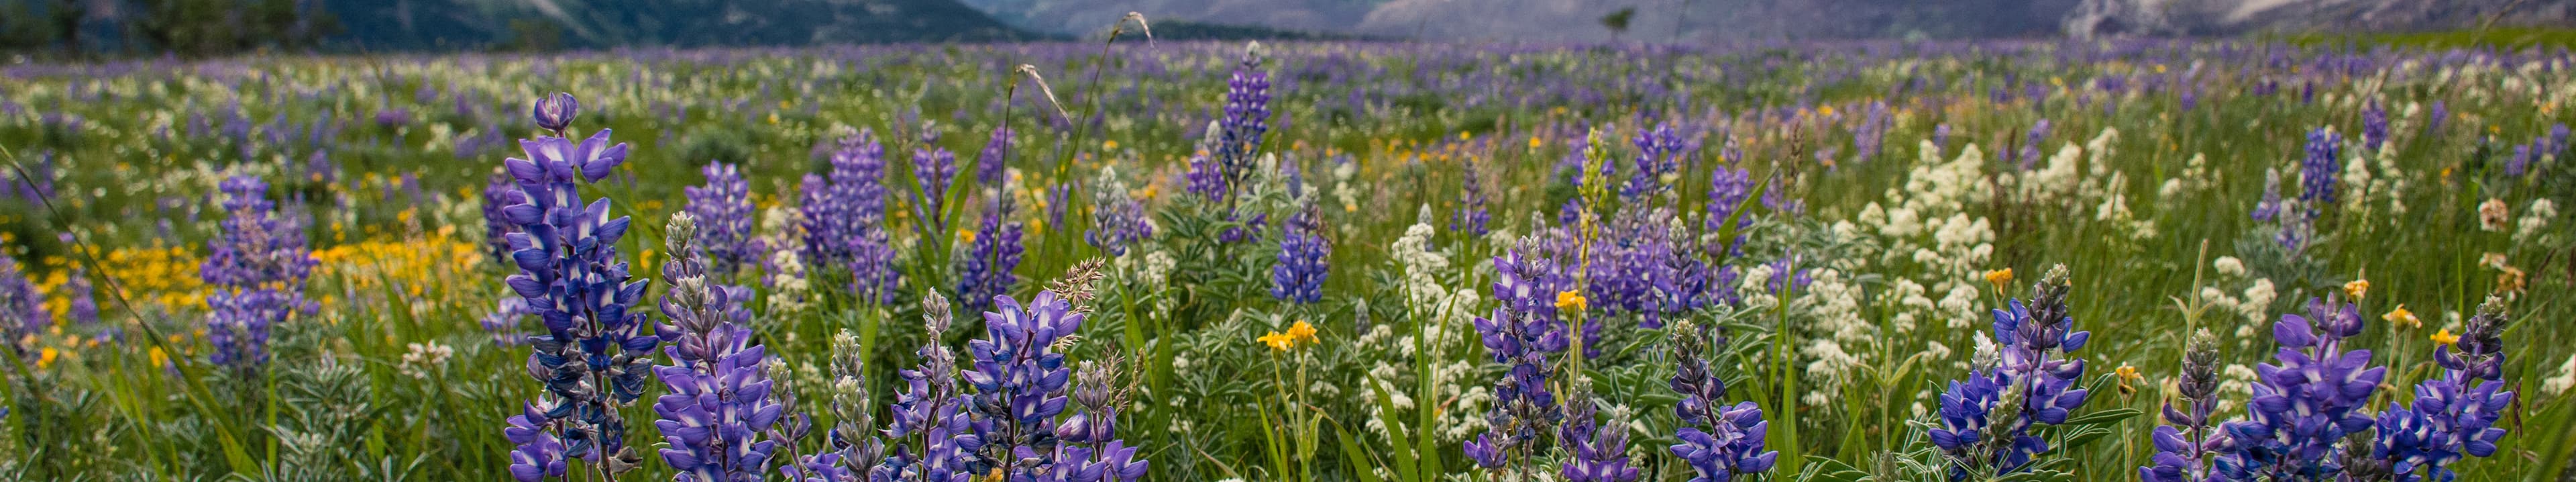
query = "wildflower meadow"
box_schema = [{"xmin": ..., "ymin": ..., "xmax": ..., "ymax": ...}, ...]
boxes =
[{"xmin": 1, "ymin": 34, "xmax": 2574, "ymax": 482}]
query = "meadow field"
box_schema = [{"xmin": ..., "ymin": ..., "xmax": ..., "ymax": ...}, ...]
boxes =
[{"xmin": 0, "ymin": 37, "xmax": 2570, "ymax": 482}]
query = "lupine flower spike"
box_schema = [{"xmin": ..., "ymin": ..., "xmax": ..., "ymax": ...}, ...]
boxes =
[
  {"xmin": 1667, "ymin": 319, "xmax": 1778, "ymax": 482},
  {"xmin": 2212, "ymin": 294, "xmax": 2384, "ymax": 481},
  {"xmin": 496, "ymin": 93, "xmax": 657, "ymax": 480},
  {"xmin": 2367, "ymin": 297, "xmax": 2514, "ymax": 482},
  {"xmin": 1930, "ymin": 265, "xmax": 2090, "ymax": 481},
  {"xmin": 649, "ymin": 212, "xmax": 791, "ymax": 481},
  {"xmin": 2141, "ymin": 329, "xmax": 2223, "ymax": 482}
]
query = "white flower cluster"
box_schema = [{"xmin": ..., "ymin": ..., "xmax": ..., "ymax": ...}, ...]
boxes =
[
  {"xmin": 2193, "ymin": 256, "xmax": 2277, "ymax": 351},
  {"xmin": 2157, "ymin": 153, "xmax": 2214, "ymax": 199},
  {"xmin": 1356, "ymin": 322, "xmax": 1491, "ymax": 444},
  {"xmin": 1855, "ymin": 141, "xmax": 1995, "ymax": 330},
  {"xmin": 1391, "ymin": 217, "xmax": 1452, "ymax": 310},
  {"xmin": 765, "ymin": 248, "xmax": 814, "ymax": 316},
  {"xmin": 2516, "ymin": 198, "xmax": 2559, "ymax": 246},
  {"xmin": 1797, "ymin": 268, "xmax": 1868, "ymax": 405},
  {"xmin": 2337, "ymin": 130, "xmax": 2414, "ymax": 219},
  {"xmin": 1736, "ymin": 263, "xmax": 1780, "ymax": 311},
  {"xmin": 398, "ymin": 342, "xmax": 455, "ymax": 379},
  {"xmin": 2017, "ymin": 128, "xmax": 2155, "ymax": 238}
]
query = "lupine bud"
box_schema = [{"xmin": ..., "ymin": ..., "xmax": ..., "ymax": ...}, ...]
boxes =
[{"xmin": 533, "ymin": 92, "xmax": 578, "ymax": 132}]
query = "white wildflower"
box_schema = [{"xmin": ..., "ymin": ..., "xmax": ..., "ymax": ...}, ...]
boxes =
[
  {"xmin": 398, "ymin": 342, "xmax": 455, "ymax": 379},
  {"xmin": 2212, "ymin": 256, "xmax": 2246, "ymax": 277},
  {"xmin": 2544, "ymin": 354, "xmax": 2576, "ymax": 396}
]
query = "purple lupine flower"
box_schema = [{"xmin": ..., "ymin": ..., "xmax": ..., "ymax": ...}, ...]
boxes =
[
  {"xmin": 506, "ymin": 404, "xmax": 571, "ymax": 481},
  {"xmin": 2019, "ymin": 120, "xmax": 2051, "ymax": 171},
  {"xmin": 651, "ymin": 213, "xmax": 788, "ymax": 482},
  {"xmin": 683, "ymin": 162, "xmax": 757, "ymax": 277},
  {"xmin": 482, "ymin": 296, "xmax": 538, "ymax": 346},
  {"xmin": 955, "ymin": 197, "xmax": 1024, "ymax": 316},
  {"xmin": 1558, "ymin": 393, "xmax": 1639, "ymax": 482},
  {"xmin": 1269, "ymin": 207, "xmax": 1329, "ymax": 305},
  {"xmin": 2509, "ymin": 143, "xmax": 2533, "ymax": 177},
  {"xmin": 1466, "ymin": 238, "xmax": 1576, "ymax": 474},
  {"xmin": 1852, "ymin": 101, "xmax": 1891, "ymax": 164},
  {"xmin": 802, "ymin": 132, "xmax": 884, "ymax": 265},
  {"xmin": 1045, "ymin": 183, "xmax": 1073, "ymax": 230},
  {"xmin": 1453, "ymin": 158, "xmax": 1491, "ymax": 237},
  {"xmin": 2361, "ymin": 101, "xmax": 2390, "ymax": 152},
  {"xmin": 532, "ymin": 92, "xmax": 578, "ymax": 133},
  {"xmin": 0, "ymin": 255, "xmax": 44, "ymax": 358},
  {"xmin": 2428, "ymin": 101, "xmax": 2448, "ymax": 135},
  {"xmin": 962, "ymin": 291, "xmax": 1083, "ymax": 481},
  {"xmin": 201, "ymin": 175, "xmax": 318, "ymax": 372},
  {"xmin": 800, "ymin": 131, "xmax": 901, "ymax": 304},
  {"xmin": 1217, "ymin": 48, "xmax": 1273, "ymax": 192},
  {"xmin": 2369, "ymin": 297, "xmax": 2514, "ymax": 482},
  {"xmin": 1057, "ymin": 361, "xmax": 1148, "ymax": 482},
  {"xmin": 1587, "ymin": 207, "xmax": 1684, "ymax": 328},
  {"xmin": 1084, "ymin": 168, "xmax": 1155, "ymax": 257},
  {"xmin": 975, "ymin": 128, "xmax": 1013, "ymax": 187},
  {"xmin": 2212, "ymin": 295, "xmax": 2385, "ymax": 481},
  {"xmin": 1666, "ymin": 320, "xmax": 1777, "ymax": 482},
  {"xmin": 880, "ymin": 293, "xmax": 986, "ymax": 482},
  {"xmin": 4, "ymin": 151, "xmax": 53, "ymax": 203},
  {"xmin": 1708, "ymin": 166, "xmax": 1756, "ymax": 230},
  {"xmin": 494, "ymin": 93, "xmax": 657, "ymax": 478},
  {"xmin": 2252, "ymin": 169, "xmax": 2284, "ymax": 222},
  {"xmin": 910, "ymin": 143, "xmax": 961, "ymax": 243},
  {"xmin": 374, "ymin": 108, "xmax": 412, "ymax": 128},
  {"xmin": 1625, "ymin": 121, "xmax": 1688, "ymax": 201},
  {"xmin": 1183, "ymin": 152, "xmax": 1228, "ymax": 203},
  {"xmin": 62, "ymin": 267, "xmax": 97, "ymax": 329},
  {"xmin": 1933, "ymin": 124, "xmax": 1953, "ymax": 152},
  {"xmin": 2299, "ymin": 128, "xmax": 2342, "ymax": 206},
  {"xmin": 1932, "ymin": 266, "xmax": 2090, "ymax": 481},
  {"xmin": 2549, "ymin": 124, "xmax": 2569, "ymax": 155},
  {"xmin": 482, "ymin": 173, "xmax": 527, "ymax": 264},
  {"xmin": 2141, "ymin": 330, "xmax": 2223, "ymax": 482}
]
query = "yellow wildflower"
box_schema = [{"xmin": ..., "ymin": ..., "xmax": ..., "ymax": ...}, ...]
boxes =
[
  {"xmin": 1258, "ymin": 331, "xmax": 1295, "ymax": 351},
  {"xmin": 149, "ymin": 346, "xmax": 168, "ymax": 368},
  {"xmin": 2430, "ymin": 329, "xmax": 2460, "ymax": 346},
  {"xmin": 1529, "ymin": 136, "xmax": 1544, "ymax": 149},
  {"xmin": 37, "ymin": 347, "xmax": 58, "ymax": 369},
  {"xmin": 1287, "ymin": 320, "xmax": 1318, "ymax": 344},
  {"xmin": 1984, "ymin": 269, "xmax": 2014, "ymax": 290},
  {"xmin": 1102, "ymin": 140, "xmax": 1118, "ymax": 150},
  {"xmin": 2343, "ymin": 279, "xmax": 2368, "ymax": 301},
  {"xmin": 2114, "ymin": 363, "xmax": 2143, "ymax": 396},
  {"xmin": 1555, "ymin": 290, "xmax": 1587, "ymax": 312},
  {"xmin": 2382, "ymin": 305, "xmax": 2420, "ymax": 329}
]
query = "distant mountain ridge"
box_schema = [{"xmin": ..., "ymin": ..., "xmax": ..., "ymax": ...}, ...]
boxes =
[
  {"xmin": 2064, "ymin": 0, "xmax": 2576, "ymax": 38},
  {"xmin": 319, "ymin": 0, "xmax": 1038, "ymax": 50}
]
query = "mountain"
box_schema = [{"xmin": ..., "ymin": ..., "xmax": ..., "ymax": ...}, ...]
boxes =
[
  {"xmin": 2064, "ymin": 0, "xmax": 2576, "ymax": 38},
  {"xmin": 953, "ymin": 0, "xmax": 2086, "ymax": 42},
  {"xmin": 319, "ymin": 0, "xmax": 1036, "ymax": 50}
]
